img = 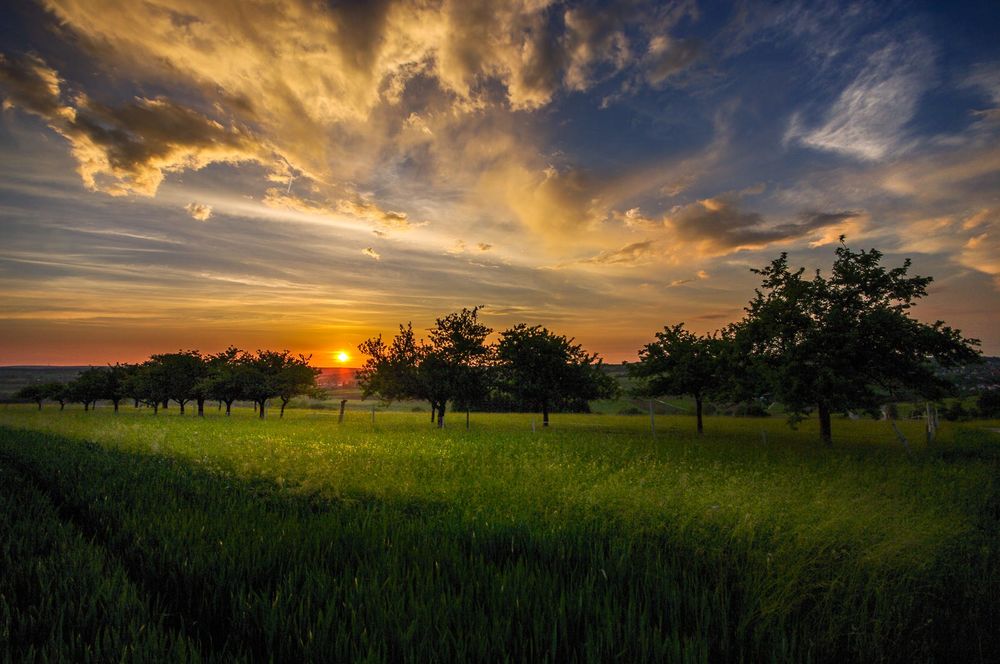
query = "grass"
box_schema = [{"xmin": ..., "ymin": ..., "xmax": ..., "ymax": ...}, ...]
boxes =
[{"xmin": 0, "ymin": 406, "xmax": 997, "ymax": 662}]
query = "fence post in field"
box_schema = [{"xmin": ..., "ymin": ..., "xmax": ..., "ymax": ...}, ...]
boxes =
[
  {"xmin": 891, "ymin": 420, "xmax": 912, "ymax": 453},
  {"xmin": 925, "ymin": 402, "xmax": 937, "ymax": 444},
  {"xmin": 338, "ymin": 399, "xmax": 347, "ymax": 424},
  {"xmin": 649, "ymin": 400, "xmax": 655, "ymax": 438}
]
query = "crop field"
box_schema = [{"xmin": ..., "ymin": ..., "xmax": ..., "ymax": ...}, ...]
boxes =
[{"xmin": 1, "ymin": 406, "xmax": 998, "ymax": 662}]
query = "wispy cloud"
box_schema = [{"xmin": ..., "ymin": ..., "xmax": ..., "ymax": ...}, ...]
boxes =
[{"xmin": 786, "ymin": 33, "xmax": 934, "ymax": 160}]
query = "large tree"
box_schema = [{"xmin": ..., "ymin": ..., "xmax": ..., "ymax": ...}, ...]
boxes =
[
  {"xmin": 67, "ymin": 367, "xmax": 108, "ymax": 411},
  {"xmin": 358, "ymin": 308, "xmax": 492, "ymax": 427},
  {"xmin": 630, "ymin": 324, "xmax": 725, "ymax": 434},
  {"xmin": 495, "ymin": 324, "xmax": 617, "ymax": 427},
  {"xmin": 128, "ymin": 360, "xmax": 170, "ymax": 414},
  {"xmin": 150, "ymin": 351, "xmax": 206, "ymax": 415},
  {"xmin": 735, "ymin": 240, "xmax": 980, "ymax": 445},
  {"xmin": 276, "ymin": 353, "xmax": 321, "ymax": 417},
  {"xmin": 237, "ymin": 350, "xmax": 316, "ymax": 419},
  {"xmin": 200, "ymin": 347, "xmax": 244, "ymax": 415},
  {"xmin": 105, "ymin": 363, "xmax": 133, "ymax": 413},
  {"xmin": 15, "ymin": 383, "xmax": 60, "ymax": 410}
]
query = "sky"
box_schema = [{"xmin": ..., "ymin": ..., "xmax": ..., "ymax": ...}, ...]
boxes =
[{"xmin": 0, "ymin": 0, "xmax": 998, "ymax": 365}]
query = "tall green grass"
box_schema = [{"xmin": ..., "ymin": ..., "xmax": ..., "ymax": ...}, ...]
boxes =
[{"xmin": 1, "ymin": 407, "xmax": 997, "ymax": 662}]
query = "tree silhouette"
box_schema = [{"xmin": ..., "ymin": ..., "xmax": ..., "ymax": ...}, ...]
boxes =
[
  {"xmin": 358, "ymin": 307, "xmax": 492, "ymax": 427},
  {"xmin": 630, "ymin": 324, "xmax": 726, "ymax": 434},
  {"xmin": 734, "ymin": 240, "xmax": 980, "ymax": 445},
  {"xmin": 496, "ymin": 324, "xmax": 616, "ymax": 427}
]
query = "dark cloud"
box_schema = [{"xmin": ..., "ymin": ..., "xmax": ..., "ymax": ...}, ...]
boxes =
[
  {"xmin": 0, "ymin": 52, "xmax": 268, "ymax": 196},
  {"xmin": 666, "ymin": 199, "xmax": 860, "ymax": 254}
]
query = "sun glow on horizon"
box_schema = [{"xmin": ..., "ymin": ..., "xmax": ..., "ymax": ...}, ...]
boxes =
[{"xmin": 335, "ymin": 351, "xmax": 350, "ymax": 364}]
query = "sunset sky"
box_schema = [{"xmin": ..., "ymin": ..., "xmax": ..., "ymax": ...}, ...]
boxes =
[{"xmin": 1, "ymin": 0, "xmax": 998, "ymax": 365}]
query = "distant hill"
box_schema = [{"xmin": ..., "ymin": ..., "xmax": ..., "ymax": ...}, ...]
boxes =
[{"xmin": 0, "ymin": 366, "xmax": 90, "ymax": 398}]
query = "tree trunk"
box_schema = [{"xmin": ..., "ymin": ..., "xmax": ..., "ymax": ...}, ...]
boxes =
[
  {"xmin": 153, "ymin": 402, "xmax": 159, "ymax": 415},
  {"xmin": 280, "ymin": 398, "xmax": 289, "ymax": 418},
  {"xmin": 84, "ymin": 402, "xmax": 89, "ymax": 412},
  {"xmin": 430, "ymin": 405, "xmax": 436, "ymax": 423},
  {"xmin": 134, "ymin": 398, "xmax": 139, "ymax": 408},
  {"xmin": 36, "ymin": 400, "xmax": 43, "ymax": 410},
  {"xmin": 218, "ymin": 400, "xmax": 222, "ymax": 411},
  {"xmin": 436, "ymin": 401, "xmax": 445, "ymax": 428},
  {"xmin": 542, "ymin": 400, "xmax": 549, "ymax": 427},
  {"xmin": 818, "ymin": 402, "xmax": 832, "ymax": 446},
  {"xmin": 225, "ymin": 400, "xmax": 233, "ymax": 416},
  {"xmin": 197, "ymin": 399, "xmax": 205, "ymax": 417},
  {"xmin": 178, "ymin": 400, "xmax": 185, "ymax": 415},
  {"xmin": 258, "ymin": 399, "xmax": 266, "ymax": 419},
  {"xmin": 338, "ymin": 399, "xmax": 347, "ymax": 424},
  {"xmin": 59, "ymin": 401, "xmax": 65, "ymax": 411},
  {"xmin": 113, "ymin": 399, "xmax": 120, "ymax": 414},
  {"xmin": 695, "ymin": 395, "xmax": 704, "ymax": 434},
  {"xmin": 162, "ymin": 399, "xmax": 169, "ymax": 409}
]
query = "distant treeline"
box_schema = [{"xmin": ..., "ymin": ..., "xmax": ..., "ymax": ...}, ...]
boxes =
[{"xmin": 14, "ymin": 349, "xmax": 319, "ymax": 418}]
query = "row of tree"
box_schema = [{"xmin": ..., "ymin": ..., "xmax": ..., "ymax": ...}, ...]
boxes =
[
  {"xmin": 16, "ymin": 349, "xmax": 320, "ymax": 418},
  {"xmin": 357, "ymin": 310, "xmax": 618, "ymax": 428},
  {"xmin": 359, "ymin": 241, "xmax": 980, "ymax": 445},
  {"xmin": 15, "ymin": 242, "xmax": 981, "ymax": 445}
]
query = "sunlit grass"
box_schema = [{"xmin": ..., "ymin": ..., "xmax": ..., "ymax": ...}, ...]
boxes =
[{"xmin": 1, "ymin": 405, "xmax": 997, "ymax": 661}]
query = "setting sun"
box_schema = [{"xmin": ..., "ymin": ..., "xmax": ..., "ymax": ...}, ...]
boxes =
[{"xmin": 335, "ymin": 351, "xmax": 350, "ymax": 364}]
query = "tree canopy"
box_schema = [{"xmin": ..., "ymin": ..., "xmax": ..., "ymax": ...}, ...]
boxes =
[
  {"xmin": 734, "ymin": 240, "xmax": 980, "ymax": 444},
  {"xmin": 629, "ymin": 324, "xmax": 725, "ymax": 433},
  {"xmin": 358, "ymin": 307, "xmax": 492, "ymax": 427},
  {"xmin": 495, "ymin": 324, "xmax": 617, "ymax": 427}
]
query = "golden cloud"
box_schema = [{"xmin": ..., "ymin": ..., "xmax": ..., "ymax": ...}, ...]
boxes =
[
  {"xmin": 184, "ymin": 202, "xmax": 212, "ymax": 221},
  {"xmin": 0, "ymin": 53, "xmax": 271, "ymax": 196}
]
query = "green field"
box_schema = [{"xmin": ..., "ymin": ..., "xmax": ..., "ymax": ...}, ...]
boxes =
[{"xmin": 1, "ymin": 407, "xmax": 998, "ymax": 662}]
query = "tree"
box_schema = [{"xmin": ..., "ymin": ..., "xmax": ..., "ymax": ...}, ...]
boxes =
[
  {"xmin": 358, "ymin": 308, "xmax": 493, "ymax": 427},
  {"xmin": 276, "ymin": 353, "xmax": 321, "ymax": 417},
  {"xmin": 734, "ymin": 240, "xmax": 980, "ymax": 445},
  {"xmin": 358, "ymin": 323, "xmax": 427, "ymax": 405},
  {"xmin": 496, "ymin": 324, "xmax": 617, "ymax": 427},
  {"xmin": 237, "ymin": 350, "xmax": 313, "ymax": 419},
  {"xmin": 128, "ymin": 361, "xmax": 170, "ymax": 414},
  {"xmin": 15, "ymin": 383, "xmax": 52, "ymax": 410},
  {"xmin": 68, "ymin": 367, "xmax": 108, "ymax": 411},
  {"xmin": 630, "ymin": 324, "xmax": 725, "ymax": 434},
  {"xmin": 201, "ymin": 347, "xmax": 244, "ymax": 415},
  {"xmin": 105, "ymin": 363, "xmax": 133, "ymax": 413},
  {"xmin": 46, "ymin": 382, "xmax": 69, "ymax": 410},
  {"xmin": 422, "ymin": 307, "xmax": 493, "ymax": 427},
  {"xmin": 149, "ymin": 351, "xmax": 206, "ymax": 415}
]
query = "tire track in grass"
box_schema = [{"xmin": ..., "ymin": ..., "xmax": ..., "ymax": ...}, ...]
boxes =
[
  {"xmin": 0, "ymin": 443, "xmax": 247, "ymax": 662},
  {"xmin": 0, "ymin": 459, "xmax": 205, "ymax": 662}
]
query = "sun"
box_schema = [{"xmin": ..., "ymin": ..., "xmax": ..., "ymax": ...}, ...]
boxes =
[{"xmin": 335, "ymin": 351, "xmax": 350, "ymax": 364}]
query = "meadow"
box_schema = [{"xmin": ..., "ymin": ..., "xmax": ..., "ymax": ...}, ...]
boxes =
[{"xmin": 1, "ymin": 406, "xmax": 997, "ymax": 662}]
